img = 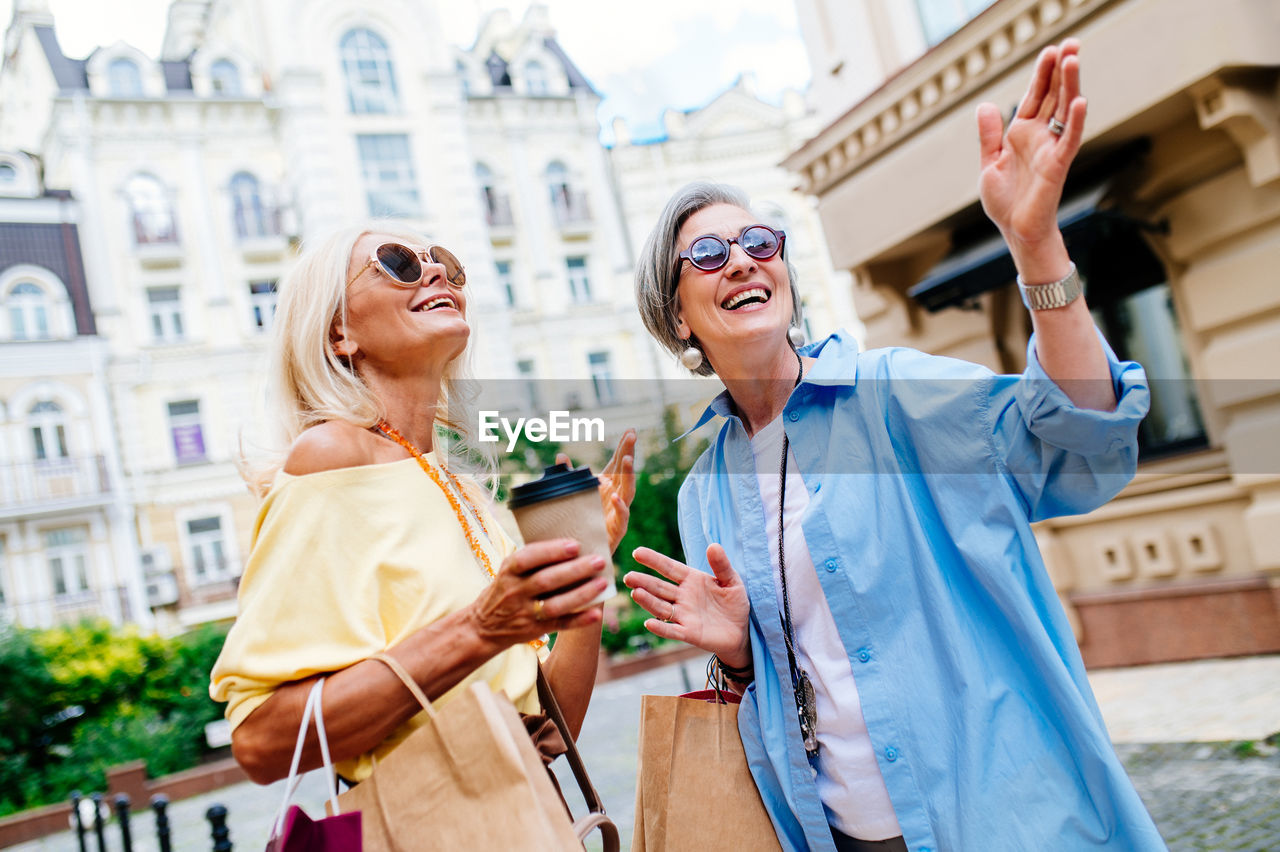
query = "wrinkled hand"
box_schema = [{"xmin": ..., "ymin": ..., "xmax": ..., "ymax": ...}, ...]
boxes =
[
  {"xmin": 624, "ymin": 544, "xmax": 751, "ymax": 667},
  {"xmin": 557, "ymin": 429, "xmax": 636, "ymax": 552},
  {"xmin": 467, "ymin": 539, "xmax": 607, "ymax": 648},
  {"xmin": 977, "ymin": 39, "xmax": 1086, "ymax": 254}
]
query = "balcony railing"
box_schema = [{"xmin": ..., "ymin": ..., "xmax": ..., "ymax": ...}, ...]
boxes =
[
  {"xmin": 551, "ymin": 191, "xmax": 592, "ymax": 228},
  {"xmin": 234, "ymin": 205, "xmax": 286, "ymax": 240},
  {"xmin": 1, "ymin": 585, "xmax": 133, "ymax": 629},
  {"xmin": 484, "ymin": 194, "xmax": 515, "ymax": 228},
  {"xmin": 133, "ymin": 213, "xmax": 179, "ymax": 245},
  {"xmin": 0, "ymin": 454, "xmax": 110, "ymax": 512}
]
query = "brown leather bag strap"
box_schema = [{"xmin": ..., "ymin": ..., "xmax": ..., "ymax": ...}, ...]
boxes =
[{"xmin": 536, "ymin": 665, "xmax": 619, "ymax": 852}]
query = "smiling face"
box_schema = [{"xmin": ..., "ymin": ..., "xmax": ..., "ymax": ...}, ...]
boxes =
[
  {"xmin": 674, "ymin": 203, "xmax": 793, "ymax": 367},
  {"xmin": 332, "ymin": 231, "xmax": 470, "ymax": 377}
]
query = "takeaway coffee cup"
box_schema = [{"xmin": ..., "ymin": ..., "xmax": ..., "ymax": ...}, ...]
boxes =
[{"xmin": 508, "ymin": 463, "xmax": 614, "ymax": 609}]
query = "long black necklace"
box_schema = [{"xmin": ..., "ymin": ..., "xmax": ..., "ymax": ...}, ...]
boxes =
[{"xmin": 777, "ymin": 347, "xmax": 819, "ymax": 759}]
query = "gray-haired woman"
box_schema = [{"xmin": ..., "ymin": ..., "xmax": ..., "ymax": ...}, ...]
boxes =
[{"xmin": 623, "ymin": 41, "xmax": 1165, "ymax": 851}]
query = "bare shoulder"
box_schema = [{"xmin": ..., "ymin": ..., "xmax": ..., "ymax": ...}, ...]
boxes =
[{"xmin": 283, "ymin": 421, "xmax": 382, "ymax": 475}]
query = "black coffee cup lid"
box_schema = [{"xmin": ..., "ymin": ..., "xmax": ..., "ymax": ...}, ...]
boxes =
[{"xmin": 508, "ymin": 463, "xmax": 600, "ymax": 510}]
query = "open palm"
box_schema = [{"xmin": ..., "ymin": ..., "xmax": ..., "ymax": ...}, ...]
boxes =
[
  {"xmin": 623, "ymin": 544, "xmax": 751, "ymax": 663},
  {"xmin": 978, "ymin": 40, "xmax": 1086, "ymax": 249}
]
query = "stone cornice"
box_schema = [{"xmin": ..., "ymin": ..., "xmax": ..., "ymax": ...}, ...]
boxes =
[{"xmin": 784, "ymin": 0, "xmax": 1115, "ymax": 195}]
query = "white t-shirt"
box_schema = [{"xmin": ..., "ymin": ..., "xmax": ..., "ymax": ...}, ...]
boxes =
[{"xmin": 750, "ymin": 415, "xmax": 903, "ymax": 841}]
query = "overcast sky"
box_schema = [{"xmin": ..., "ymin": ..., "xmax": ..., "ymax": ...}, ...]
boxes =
[{"xmin": 2, "ymin": 0, "xmax": 812, "ymax": 143}]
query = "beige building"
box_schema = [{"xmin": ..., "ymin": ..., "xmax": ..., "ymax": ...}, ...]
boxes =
[
  {"xmin": 787, "ymin": 0, "xmax": 1280, "ymax": 666},
  {"xmin": 0, "ymin": 150, "xmax": 147, "ymax": 629}
]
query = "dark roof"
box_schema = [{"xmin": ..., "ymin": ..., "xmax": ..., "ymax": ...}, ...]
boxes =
[
  {"xmin": 0, "ymin": 221, "xmax": 96, "ymax": 335},
  {"xmin": 161, "ymin": 60, "xmax": 193, "ymax": 91},
  {"xmin": 542, "ymin": 37, "xmax": 594, "ymax": 93},
  {"xmin": 34, "ymin": 26, "xmax": 88, "ymax": 90}
]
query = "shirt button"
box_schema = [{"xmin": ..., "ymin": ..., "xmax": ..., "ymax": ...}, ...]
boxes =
[
  {"xmin": 824, "ymin": 559, "xmax": 837, "ymax": 573},
  {"xmin": 857, "ymin": 647, "xmax": 871, "ymax": 663},
  {"xmin": 788, "ymin": 410, "xmax": 800, "ymax": 422},
  {"xmin": 884, "ymin": 746, "xmax": 899, "ymax": 762}
]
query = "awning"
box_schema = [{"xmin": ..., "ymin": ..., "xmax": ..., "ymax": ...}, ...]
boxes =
[{"xmin": 907, "ymin": 183, "xmax": 1163, "ymax": 312}]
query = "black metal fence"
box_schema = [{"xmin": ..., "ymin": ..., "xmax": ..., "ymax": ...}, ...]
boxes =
[{"xmin": 68, "ymin": 792, "xmax": 232, "ymax": 852}]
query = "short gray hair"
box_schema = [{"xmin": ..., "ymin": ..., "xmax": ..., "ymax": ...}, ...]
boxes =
[{"xmin": 634, "ymin": 181, "xmax": 803, "ymax": 376}]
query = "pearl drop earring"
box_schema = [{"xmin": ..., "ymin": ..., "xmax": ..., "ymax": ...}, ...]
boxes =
[
  {"xmin": 788, "ymin": 325, "xmax": 806, "ymax": 347},
  {"xmin": 680, "ymin": 344, "xmax": 704, "ymax": 371}
]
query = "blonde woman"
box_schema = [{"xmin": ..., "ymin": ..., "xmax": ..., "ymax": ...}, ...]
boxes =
[{"xmin": 211, "ymin": 222, "xmax": 635, "ymax": 787}]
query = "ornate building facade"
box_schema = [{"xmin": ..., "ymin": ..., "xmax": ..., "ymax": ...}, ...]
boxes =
[
  {"xmin": 787, "ymin": 0, "xmax": 1280, "ymax": 666},
  {"xmin": 0, "ymin": 0, "xmax": 856, "ymax": 631}
]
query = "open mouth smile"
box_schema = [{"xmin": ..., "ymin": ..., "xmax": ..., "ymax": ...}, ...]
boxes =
[
  {"xmin": 721, "ymin": 287, "xmax": 771, "ymax": 310},
  {"xmin": 411, "ymin": 294, "xmax": 458, "ymax": 312}
]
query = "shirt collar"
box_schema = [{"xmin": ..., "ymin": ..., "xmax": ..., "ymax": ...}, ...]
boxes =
[{"xmin": 673, "ymin": 328, "xmax": 859, "ymax": 441}]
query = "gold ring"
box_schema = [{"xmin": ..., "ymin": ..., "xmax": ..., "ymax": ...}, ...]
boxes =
[
  {"xmin": 665, "ymin": 603, "xmax": 676, "ymax": 623},
  {"xmin": 533, "ymin": 599, "xmax": 546, "ymax": 621}
]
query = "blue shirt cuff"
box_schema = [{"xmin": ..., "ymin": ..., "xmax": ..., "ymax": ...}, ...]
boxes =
[{"xmin": 1015, "ymin": 329, "xmax": 1151, "ymax": 456}]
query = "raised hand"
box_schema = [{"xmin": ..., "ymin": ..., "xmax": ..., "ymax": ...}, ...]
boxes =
[
  {"xmin": 624, "ymin": 544, "xmax": 751, "ymax": 667},
  {"xmin": 976, "ymin": 39, "xmax": 1085, "ymax": 279}
]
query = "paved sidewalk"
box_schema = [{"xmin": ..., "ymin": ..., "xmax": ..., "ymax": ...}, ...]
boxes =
[{"xmin": 9, "ymin": 654, "xmax": 1279, "ymax": 851}]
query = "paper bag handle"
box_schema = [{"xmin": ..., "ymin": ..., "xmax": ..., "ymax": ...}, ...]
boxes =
[
  {"xmin": 536, "ymin": 666, "xmax": 621, "ymax": 852},
  {"xmin": 269, "ymin": 677, "xmax": 340, "ymax": 838},
  {"xmin": 368, "ymin": 652, "xmax": 437, "ymax": 717}
]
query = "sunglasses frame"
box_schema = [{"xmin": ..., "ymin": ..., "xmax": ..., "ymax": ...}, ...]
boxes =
[
  {"xmin": 346, "ymin": 242, "xmax": 467, "ymax": 290},
  {"xmin": 672, "ymin": 224, "xmax": 786, "ymax": 291}
]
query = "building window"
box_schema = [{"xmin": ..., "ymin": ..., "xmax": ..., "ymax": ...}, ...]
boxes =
[
  {"xmin": 7, "ymin": 281, "xmax": 51, "ymax": 340},
  {"xmin": 476, "ymin": 163, "xmax": 512, "ymax": 226},
  {"xmin": 107, "ymin": 58, "xmax": 143, "ymax": 97},
  {"xmin": 209, "ymin": 59, "xmax": 241, "ymax": 95},
  {"xmin": 0, "ymin": 538, "xmax": 7, "ymax": 607},
  {"xmin": 46, "ymin": 527, "xmax": 90, "ymax": 597},
  {"xmin": 1091, "ymin": 281, "xmax": 1207, "ymax": 458},
  {"xmin": 0, "ymin": 162, "xmax": 16, "ymax": 184},
  {"xmin": 517, "ymin": 358, "xmax": 540, "ymax": 412},
  {"xmin": 357, "ymin": 134, "xmax": 422, "ymax": 218},
  {"xmin": 127, "ymin": 173, "xmax": 178, "ymax": 244},
  {"xmin": 249, "ymin": 280, "xmax": 278, "ymax": 331},
  {"xmin": 340, "ymin": 28, "xmax": 399, "ymax": 114},
  {"xmin": 495, "ymin": 261, "xmax": 515, "ymax": 307},
  {"xmin": 547, "ymin": 161, "xmax": 570, "ymax": 209},
  {"xmin": 914, "ymin": 0, "xmax": 995, "ymax": 46},
  {"xmin": 186, "ymin": 516, "xmax": 231, "ymax": 584},
  {"xmin": 29, "ymin": 400, "xmax": 69, "ymax": 462},
  {"xmin": 147, "ymin": 287, "xmax": 185, "ymax": 342},
  {"xmin": 588, "ymin": 351, "xmax": 615, "ymax": 406},
  {"xmin": 566, "ymin": 257, "xmax": 591, "ymax": 303},
  {"xmin": 167, "ymin": 400, "xmax": 207, "ymax": 464},
  {"xmin": 230, "ymin": 171, "xmax": 275, "ymax": 238},
  {"xmin": 524, "ymin": 60, "xmax": 548, "ymax": 95}
]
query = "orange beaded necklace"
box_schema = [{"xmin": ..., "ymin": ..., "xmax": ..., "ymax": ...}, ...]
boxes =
[{"xmin": 375, "ymin": 420, "xmax": 546, "ymax": 650}]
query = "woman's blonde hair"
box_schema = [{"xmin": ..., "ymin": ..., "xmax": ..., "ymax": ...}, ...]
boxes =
[{"xmin": 243, "ymin": 220, "xmax": 495, "ymax": 495}]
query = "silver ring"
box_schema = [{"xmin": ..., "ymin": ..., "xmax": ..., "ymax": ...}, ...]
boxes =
[{"xmin": 1048, "ymin": 117, "xmax": 1066, "ymax": 137}]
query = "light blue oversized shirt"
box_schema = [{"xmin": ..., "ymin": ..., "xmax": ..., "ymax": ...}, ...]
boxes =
[{"xmin": 676, "ymin": 330, "xmax": 1165, "ymax": 851}]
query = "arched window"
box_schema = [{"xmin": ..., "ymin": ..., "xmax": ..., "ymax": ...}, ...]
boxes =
[
  {"xmin": 126, "ymin": 173, "xmax": 177, "ymax": 244},
  {"xmin": 0, "ymin": 162, "xmax": 16, "ymax": 184},
  {"xmin": 230, "ymin": 172, "xmax": 268, "ymax": 238},
  {"xmin": 7, "ymin": 282, "xmax": 51, "ymax": 341},
  {"xmin": 546, "ymin": 161, "xmax": 569, "ymax": 207},
  {"xmin": 524, "ymin": 60, "xmax": 548, "ymax": 96},
  {"xmin": 107, "ymin": 58, "xmax": 144, "ymax": 97},
  {"xmin": 29, "ymin": 400, "xmax": 69, "ymax": 462},
  {"xmin": 476, "ymin": 163, "xmax": 507, "ymax": 225},
  {"xmin": 209, "ymin": 59, "xmax": 241, "ymax": 96},
  {"xmin": 340, "ymin": 29, "xmax": 399, "ymax": 114},
  {"xmin": 456, "ymin": 60, "xmax": 470, "ymax": 97}
]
